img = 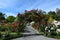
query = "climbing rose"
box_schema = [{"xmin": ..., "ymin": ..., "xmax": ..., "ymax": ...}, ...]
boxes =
[
  {"xmin": 13, "ymin": 24, "xmax": 17, "ymax": 28},
  {"xmin": 17, "ymin": 13, "xmax": 23, "ymax": 17}
]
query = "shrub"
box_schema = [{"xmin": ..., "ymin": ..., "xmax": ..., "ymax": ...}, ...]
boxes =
[
  {"xmin": 57, "ymin": 32, "xmax": 60, "ymax": 36},
  {"xmin": 0, "ymin": 23, "xmax": 15, "ymax": 32},
  {"xmin": 17, "ymin": 22, "xmax": 26, "ymax": 32}
]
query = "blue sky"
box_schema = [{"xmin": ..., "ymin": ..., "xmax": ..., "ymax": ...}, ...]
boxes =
[{"xmin": 0, "ymin": 0, "xmax": 60, "ymax": 16}]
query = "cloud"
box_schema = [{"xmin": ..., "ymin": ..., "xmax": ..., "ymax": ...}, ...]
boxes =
[
  {"xmin": 0, "ymin": 0, "xmax": 18, "ymax": 9},
  {"xmin": 26, "ymin": 1, "xmax": 40, "ymax": 10},
  {"xmin": 0, "ymin": 0, "xmax": 60, "ymax": 15},
  {"xmin": 33, "ymin": 0, "xmax": 60, "ymax": 12},
  {"xmin": 5, "ymin": 12, "xmax": 17, "ymax": 17}
]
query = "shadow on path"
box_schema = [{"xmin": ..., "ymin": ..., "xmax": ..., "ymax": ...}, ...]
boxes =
[{"xmin": 22, "ymin": 34, "xmax": 41, "ymax": 37}]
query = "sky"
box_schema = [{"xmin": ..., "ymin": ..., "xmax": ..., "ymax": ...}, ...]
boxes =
[{"xmin": 0, "ymin": 0, "xmax": 60, "ymax": 16}]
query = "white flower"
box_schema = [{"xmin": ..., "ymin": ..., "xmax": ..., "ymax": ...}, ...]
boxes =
[
  {"xmin": 56, "ymin": 29, "xmax": 60, "ymax": 33},
  {"xmin": 30, "ymin": 21, "xmax": 35, "ymax": 25},
  {"xmin": 45, "ymin": 27, "xmax": 48, "ymax": 30},
  {"xmin": 2, "ymin": 35, "xmax": 5, "ymax": 37},
  {"xmin": 51, "ymin": 27, "xmax": 54, "ymax": 30},
  {"xmin": 48, "ymin": 30, "xmax": 50, "ymax": 32}
]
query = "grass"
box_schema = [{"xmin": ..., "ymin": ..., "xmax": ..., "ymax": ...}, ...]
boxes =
[
  {"xmin": 53, "ymin": 36, "xmax": 60, "ymax": 39},
  {"xmin": 0, "ymin": 32, "xmax": 23, "ymax": 40},
  {"xmin": 39, "ymin": 32, "xmax": 44, "ymax": 35},
  {"xmin": 48, "ymin": 35, "xmax": 60, "ymax": 39}
]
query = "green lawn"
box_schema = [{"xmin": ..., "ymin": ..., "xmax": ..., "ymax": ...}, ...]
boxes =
[{"xmin": 0, "ymin": 32, "xmax": 23, "ymax": 40}]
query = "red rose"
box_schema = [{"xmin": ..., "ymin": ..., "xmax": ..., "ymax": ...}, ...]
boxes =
[{"xmin": 13, "ymin": 24, "xmax": 17, "ymax": 28}]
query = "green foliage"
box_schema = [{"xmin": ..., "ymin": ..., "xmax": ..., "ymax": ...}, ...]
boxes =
[
  {"xmin": 0, "ymin": 12, "xmax": 5, "ymax": 21},
  {"xmin": 17, "ymin": 22, "xmax": 26, "ymax": 32},
  {"xmin": 0, "ymin": 23, "xmax": 15, "ymax": 32},
  {"xmin": 15, "ymin": 13, "xmax": 25, "ymax": 22},
  {"xmin": 14, "ymin": 13, "xmax": 26, "ymax": 32},
  {"xmin": 5, "ymin": 16, "xmax": 15, "ymax": 23},
  {"xmin": 56, "ymin": 8, "xmax": 60, "ymax": 16},
  {"xmin": 48, "ymin": 11, "xmax": 56, "ymax": 19},
  {"xmin": 55, "ymin": 8, "xmax": 60, "ymax": 21},
  {"xmin": 0, "ymin": 8, "xmax": 60, "ymax": 39},
  {"xmin": 24, "ymin": 9, "xmax": 45, "ymax": 23}
]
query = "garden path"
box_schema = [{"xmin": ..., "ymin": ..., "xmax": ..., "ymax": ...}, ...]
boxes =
[{"xmin": 12, "ymin": 24, "xmax": 58, "ymax": 40}]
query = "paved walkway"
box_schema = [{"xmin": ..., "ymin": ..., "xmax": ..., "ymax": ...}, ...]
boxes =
[
  {"xmin": 12, "ymin": 35, "xmax": 57, "ymax": 40},
  {"xmin": 23, "ymin": 25, "xmax": 39, "ymax": 34},
  {"xmin": 12, "ymin": 25, "xmax": 58, "ymax": 40}
]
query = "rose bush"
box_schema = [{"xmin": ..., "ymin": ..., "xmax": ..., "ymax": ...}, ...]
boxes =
[{"xmin": 0, "ymin": 23, "xmax": 15, "ymax": 32}]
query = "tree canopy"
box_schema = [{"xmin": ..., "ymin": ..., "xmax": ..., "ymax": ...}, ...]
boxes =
[
  {"xmin": 0, "ymin": 12, "xmax": 5, "ymax": 21},
  {"xmin": 5, "ymin": 16, "xmax": 16, "ymax": 23}
]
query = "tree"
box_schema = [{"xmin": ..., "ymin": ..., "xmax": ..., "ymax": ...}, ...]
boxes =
[
  {"xmin": 5, "ymin": 16, "xmax": 15, "ymax": 23},
  {"xmin": 48, "ymin": 15, "xmax": 54, "ymax": 24},
  {"xmin": 48, "ymin": 11, "xmax": 56, "ymax": 19},
  {"xmin": 56, "ymin": 8, "xmax": 60, "ymax": 16},
  {"xmin": 55, "ymin": 8, "xmax": 60, "ymax": 21},
  {"xmin": 0, "ymin": 12, "xmax": 5, "ymax": 21}
]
